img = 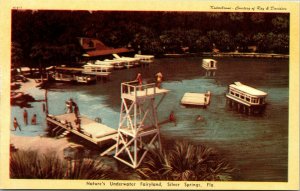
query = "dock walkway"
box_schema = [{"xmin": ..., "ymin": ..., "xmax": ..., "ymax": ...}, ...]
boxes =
[{"xmin": 46, "ymin": 113, "xmax": 117, "ymax": 145}]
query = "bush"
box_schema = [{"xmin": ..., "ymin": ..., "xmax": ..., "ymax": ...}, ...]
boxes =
[
  {"xmin": 137, "ymin": 141, "xmax": 234, "ymax": 181},
  {"xmin": 10, "ymin": 150, "xmax": 64, "ymax": 179},
  {"xmin": 10, "ymin": 150, "xmax": 119, "ymax": 179}
]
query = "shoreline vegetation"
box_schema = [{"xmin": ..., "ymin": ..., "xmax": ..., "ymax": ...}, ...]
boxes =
[
  {"xmin": 12, "ymin": 11, "xmax": 289, "ymax": 75},
  {"xmin": 10, "ymin": 135, "xmax": 234, "ymax": 180},
  {"xmin": 163, "ymin": 52, "xmax": 289, "ymax": 59}
]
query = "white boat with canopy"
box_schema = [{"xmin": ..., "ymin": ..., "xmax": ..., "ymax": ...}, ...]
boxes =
[
  {"xmin": 226, "ymin": 82, "xmax": 267, "ymax": 114},
  {"xmin": 112, "ymin": 54, "xmax": 141, "ymax": 68},
  {"xmin": 134, "ymin": 54, "xmax": 154, "ymax": 63},
  {"xmin": 202, "ymin": 59, "xmax": 217, "ymax": 70}
]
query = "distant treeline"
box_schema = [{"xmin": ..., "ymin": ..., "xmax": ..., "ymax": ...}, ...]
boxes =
[{"xmin": 12, "ymin": 10, "xmax": 289, "ymax": 66}]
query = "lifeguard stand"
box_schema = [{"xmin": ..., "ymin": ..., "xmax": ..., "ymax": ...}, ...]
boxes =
[{"xmin": 114, "ymin": 81, "xmax": 169, "ymax": 168}]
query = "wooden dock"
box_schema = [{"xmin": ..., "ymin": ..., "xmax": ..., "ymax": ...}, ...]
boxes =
[
  {"xmin": 181, "ymin": 91, "xmax": 211, "ymax": 107},
  {"xmin": 46, "ymin": 113, "xmax": 117, "ymax": 145}
]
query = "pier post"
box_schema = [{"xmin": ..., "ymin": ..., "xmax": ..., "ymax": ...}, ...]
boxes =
[
  {"xmin": 248, "ymin": 107, "xmax": 252, "ymax": 115},
  {"xmin": 237, "ymin": 103, "xmax": 241, "ymax": 112}
]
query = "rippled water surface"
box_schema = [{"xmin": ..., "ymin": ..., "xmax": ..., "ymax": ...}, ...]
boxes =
[{"xmin": 11, "ymin": 57, "xmax": 289, "ymax": 181}]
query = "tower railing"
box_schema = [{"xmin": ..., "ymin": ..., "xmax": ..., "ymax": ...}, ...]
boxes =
[
  {"xmin": 115, "ymin": 80, "xmax": 167, "ymax": 168},
  {"xmin": 121, "ymin": 81, "xmax": 156, "ymax": 99}
]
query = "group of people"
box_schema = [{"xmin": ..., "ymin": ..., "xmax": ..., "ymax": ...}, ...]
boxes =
[
  {"xmin": 135, "ymin": 71, "xmax": 164, "ymax": 88},
  {"xmin": 66, "ymin": 98, "xmax": 81, "ymax": 131},
  {"xmin": 13, "ymin": 109, "xmax": 37, "ymax": 131},
  {"xmin": 66, "ymin": 98, "xmax": 79, "ymax": 117}
]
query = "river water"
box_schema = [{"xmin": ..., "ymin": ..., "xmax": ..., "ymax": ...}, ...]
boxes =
[{"xmin": 11, "ymin": 56, "xmax": 289, "ymax": 181}]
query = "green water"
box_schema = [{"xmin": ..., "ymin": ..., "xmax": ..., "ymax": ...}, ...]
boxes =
[{"xmin": 11, "ymin": 56, "xmax": 289, "ymax": 181}]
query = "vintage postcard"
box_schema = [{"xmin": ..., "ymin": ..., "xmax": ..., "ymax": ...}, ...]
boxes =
[{"xmin": 0, "ymin": 0, "xmax": 299, "ymax": 190}]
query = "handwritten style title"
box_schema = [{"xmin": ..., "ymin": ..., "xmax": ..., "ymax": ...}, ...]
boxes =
[{"xmin": 210, "ymin": 6, "xmax": 287, "ymax": 11}]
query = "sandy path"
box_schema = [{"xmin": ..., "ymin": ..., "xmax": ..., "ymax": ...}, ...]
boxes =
[
  {"xmin": 10, "ymin": 134, "xmax": 76, "ymax": 159},
  {"xmin": 15, "ymin": 78, "xmax": 40, "ymax": 93}
]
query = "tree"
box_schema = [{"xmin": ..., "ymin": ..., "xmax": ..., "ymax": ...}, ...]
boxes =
[
  {"xmin": 11, "ymin": 42, "xmax": 23, "ymax": 70},
  {"xmin": 252, "ymin": 33, "xmax": 267, "ymax": 52},
  {"xmin": 234, "ymin": 33, "xmax": 250, "ymax": 52},
  {"xmin": 195, "ymin": 36, "xmax": 210, "ymax": 52},
  {"xmin": 272, "ymin": 16, "xmax": 289, "ymax": 32},
  {"xmin": 137, "ymin": 141, "xmax": 234, "ymax": 181},
  {"xmin": 30, "ymin": 43, "xmax": 51, "ymax": 80},
  {"xmin": 182, "ymin": 29, "xmax": 202, "ymax": 52}
]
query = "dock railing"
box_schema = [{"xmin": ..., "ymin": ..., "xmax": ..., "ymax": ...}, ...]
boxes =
[{"xmin": 121, "ymin": 80, "xmax": 156, "ymax": 99}]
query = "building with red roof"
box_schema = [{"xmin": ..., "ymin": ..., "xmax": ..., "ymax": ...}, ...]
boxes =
[{"xmin": 78, "ymin": 37, "xmax": 133, "ymax": 59}]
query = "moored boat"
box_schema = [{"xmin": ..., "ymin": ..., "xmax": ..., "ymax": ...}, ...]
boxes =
[
  {"xmin": 202, "ymin": 59, "xmax": 217, "ymax": 70},
  {"xmin": 51, "ymin": 66, "xmax": 96, "ymax": 84},
  {"xmin": 112, "ymin": 54, "xmax": 141, "ymax": 68},
  {"xmin": 93, "ymin": 60, "xmax": 115, "ymax": 71},
  {"xmin": 226, "ymin": 82, "xmax": 267, "ymax": 114},
  {"xmin": 82, "ymin": 64, "xmax": 112, "ymax": 78},
  {"xmin": 103, "ymin": 59, "xmax": 126, "ymax": 69},
  {"xmin": 134, "ymin": 54, "xmax": 154, "ymax": 63}
]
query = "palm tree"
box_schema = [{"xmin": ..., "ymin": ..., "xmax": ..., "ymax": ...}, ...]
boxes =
[
  {"xmin": 10, "ymin": 150, "xmax": 64, "ymax": 179},
  {"xmin": 137, "ymin": 141, "xmax": 234, "ymax": 181},
  {"xmin": 10, "ymin": 150, "xmax": 119, "ymax": 179},
  {"xmin": 67, "ymin": 158, "xmax": 119, "ymax": 179}
]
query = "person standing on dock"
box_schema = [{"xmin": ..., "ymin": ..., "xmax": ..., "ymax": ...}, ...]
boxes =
[
  {"xmin": 31, "ymin": 114, "xmax": 37, "ymax": 125},
  {"xmin": 74, "ymin": 104, "xmax": 79, "ymax": 118},
  {"xmin": 23, "ymin": 109, "xmax": 28, "ymax": 125},
  {"xmin": 155, "ymin": 72, "xmax": 163, "ymax": 88},
  {"xmin": 75, "ymin": 117, "xmax": 81, "ymax": 132},
  {"xmin": 13, "ymin": 117, "xmax": 21, "ymax": 131},
  {"xmin": 136, "ymin": 73, "xmax": 142, "ymax": 85},
  {"xmin": 136, "ymin": 73, "xmax": 143, "ymax": 90},
  {"xmin": 66, "ymin": 98, "xmax": 74, "ymax": 113}
]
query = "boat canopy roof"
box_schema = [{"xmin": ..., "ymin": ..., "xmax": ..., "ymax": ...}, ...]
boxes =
[
  {"xmin": 229, "ymin": 82, "xmax": 267, "ymax": 96},
  {"xmin": 203, "ymin": 58, "xmax": 217, "ymax": 62}
]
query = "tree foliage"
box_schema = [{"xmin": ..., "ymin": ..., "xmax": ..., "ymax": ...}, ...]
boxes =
[
  {"xmin": 12, "ymin": 10, "xmax": 289, "ymax": 67},
  {"xmin": 137, "ymin": 141, "xmax": 234, "ymax": 181},
  {"xmin": 10, "ymin": 150, "xmax": 119, "ymax": 179}
]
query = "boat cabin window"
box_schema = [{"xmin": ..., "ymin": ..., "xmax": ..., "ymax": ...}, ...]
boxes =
[
  {"xmin": 251, "ymin": 98, "xmax": 258, "ymax": 103},
  {"xmin": 259, "ymin": 98, "xmax": 265, "ymax": 104}
]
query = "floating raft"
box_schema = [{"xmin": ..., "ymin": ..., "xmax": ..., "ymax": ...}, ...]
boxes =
[
  {"xmin": 181, "ymin": 91, "xmax": 211, "ymax": 107},
  {"xmin": 46, "ymin": 113, "xmax": 117, "ymax": 145}
]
